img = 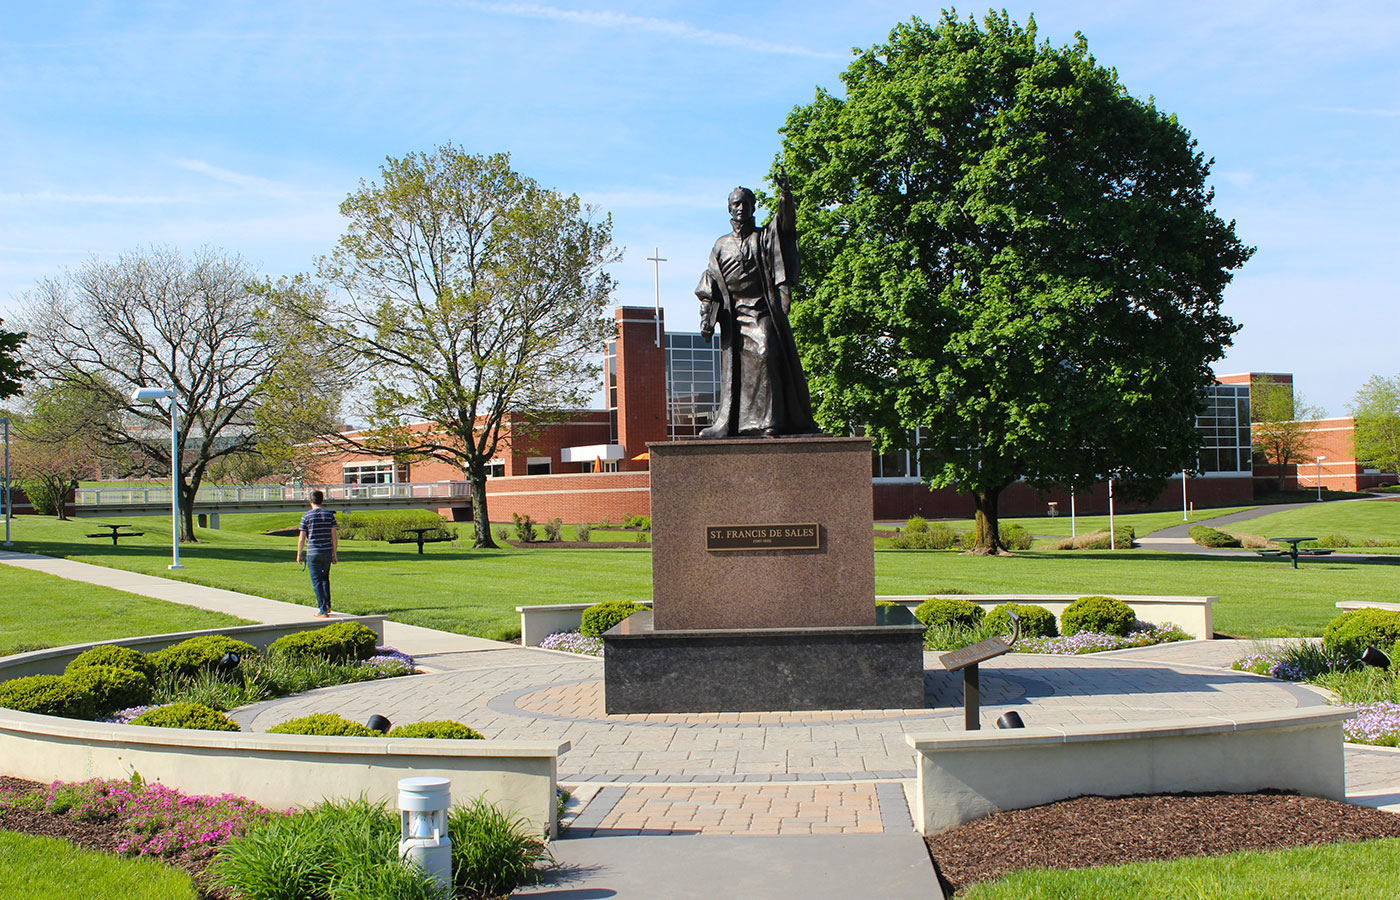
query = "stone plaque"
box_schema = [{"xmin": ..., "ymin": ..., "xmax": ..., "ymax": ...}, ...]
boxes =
[{"xmin": 706, "ymin": 523, "xmax": 819, "ymax": 551}]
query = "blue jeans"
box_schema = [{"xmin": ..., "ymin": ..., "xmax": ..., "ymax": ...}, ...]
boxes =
[{"xmin": 305, "ymin": 550, "xmax": 332, "ymax": 614}]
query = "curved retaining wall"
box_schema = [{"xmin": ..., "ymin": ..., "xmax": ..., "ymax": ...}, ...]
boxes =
[{"xmin": 0, "ymin": 617, "xmax": 566, "ymax": 836}]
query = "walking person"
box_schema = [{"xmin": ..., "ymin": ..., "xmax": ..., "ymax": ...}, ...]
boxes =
[{"xmin": 295, "ymin": 489, "xmax": 338, "ymax": 617}]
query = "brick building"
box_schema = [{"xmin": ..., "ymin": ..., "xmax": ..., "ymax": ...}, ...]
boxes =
[{"xmin": 310, "ymin": 309, "xmax": 1389, "ymax": 524}]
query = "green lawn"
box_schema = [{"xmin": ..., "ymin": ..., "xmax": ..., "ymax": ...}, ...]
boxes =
[
  {"xmin": 925, "ymin": 506, "xmax": 1252, "ymax": 539},
  {"xmin": 0, "ymin": 566, "xmax": 247, "ymax": 654},
  {"xmin": 0, "ymin": 831, "xmax": 200, "ymax": 900},
  {"xmin": 960, "ymin": 838, "xmax": 1400, "ymax": 899},
  {"xmin": 6, "ymin": 508, "xmax": 1400, "ymax": 640},
  {"xmin": 1229, "ymin": 498, "xmax": 1400, "ymax": 543}
]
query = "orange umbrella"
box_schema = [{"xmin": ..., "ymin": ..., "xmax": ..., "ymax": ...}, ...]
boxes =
[
  {"xmin": 631, "ymin": 451, "xmax": 650, "ymax": 461},
  {"xmin": 593, "ymin": 456, "xmax": 602, "ymax": 473}
]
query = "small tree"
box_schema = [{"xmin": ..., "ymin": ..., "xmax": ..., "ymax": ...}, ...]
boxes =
[
  {"xmin": 8, "ymin": 380, "xmax": 107, "ymax": 519},
  {"xmin": 1351, "ymin": 374, "xmax": 1400, "ymax": 480},
  {"xmin": 1250, "ymin": 378, "xmax": 1326, "ymax": 491},
  {"xmin": 317, "ymin": 146, "xmax": 618, "ymax": 548},
  {"xmin": 780, "ymin": 12, "xmax": 1251, "ymax": 553}
]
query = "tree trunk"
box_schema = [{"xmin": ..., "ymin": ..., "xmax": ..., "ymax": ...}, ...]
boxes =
[
  {"xmin": 177, "ymin": 477, "xmax": 197, "ymax": 543},
  {"xmin": 470, "ymin": 466, "xmax": 497, "ymax": 549},
  {"xmin": 968, "ymin": 486, "xmax": 1011, "ymax": 556}
]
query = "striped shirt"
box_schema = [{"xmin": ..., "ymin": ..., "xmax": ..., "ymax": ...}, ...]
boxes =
[{"xmin": 299, "ymin": 507, "xmax": 337, "ymax": 551}]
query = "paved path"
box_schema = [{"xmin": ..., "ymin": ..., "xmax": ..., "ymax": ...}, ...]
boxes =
[{"xmin": 6, "ymin": 549, "xmax": 1400, "ymax": 898}]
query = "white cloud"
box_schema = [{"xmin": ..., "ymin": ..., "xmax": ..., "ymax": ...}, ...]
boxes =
[{"xmin": 460, "ymin": 2, "xmax": 847, "ymax": 59}]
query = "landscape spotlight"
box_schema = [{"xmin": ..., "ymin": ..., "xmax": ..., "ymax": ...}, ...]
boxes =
[
  {"xmin": 1360, "ymin": 646, "xmax": 1391, "ymax": 670},
  {"xmin": 215, "ymin": 652, "xmax": 241, "ymax": 676},
  {"xmin": 129, "ymin": 385, "xmax": 182, "ymax": 570},
  {"xmin": 367, "ymin": 714, "xmax": 392, "ymax": 733},
  {"xmin": 996, "ymin": 711, "xmax": 1025, "ymax": 729}
]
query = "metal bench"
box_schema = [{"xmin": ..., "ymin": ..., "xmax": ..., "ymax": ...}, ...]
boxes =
[{"xmin": 938, "ymin": 611, "xmax": 1020, "ymax": 731}]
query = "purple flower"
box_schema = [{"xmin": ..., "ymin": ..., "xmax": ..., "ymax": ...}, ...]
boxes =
[
  {"xmin": 1343, "ymin": 702, "xmax": 1400, "ymax": 746},
  {"xmin": 539, "ymin": 631, "xmax": 605, "ymax": 657},
  {"xmin": 1018, "ymin": 624, "xmax": 1190, "ymax": 655}
]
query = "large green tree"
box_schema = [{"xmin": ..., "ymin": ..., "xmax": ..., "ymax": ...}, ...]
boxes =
[
  {"xmin": 318, "ymin": 146, "xmax": 618, "ymax": 548},
  {"xmin": 1351, "ymin": 374, "xmax": 1400, "ymax": 480},
  {"xmin": 780, "ymin": 12, "xmax": 1252, "ymax": 553},
  {"xmin": 0, "ymin": 318, "xmax": 29, "ymax": 400}
]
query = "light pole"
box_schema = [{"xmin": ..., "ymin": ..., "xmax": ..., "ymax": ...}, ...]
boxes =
[
  {"xmin": 130, "ymin": 387, "xmax": 183, "ymax": 570},
  {"xmin": 1316, "ymin": 456, "xmax": 1327, "ymax": 502},
  {"xmin": 1, "ymin": 416, "xmax": 11, "ymax": 546},
  {"xmin": 1182, "ymin": 469, "xmax": 1189, "ymax": 521}
]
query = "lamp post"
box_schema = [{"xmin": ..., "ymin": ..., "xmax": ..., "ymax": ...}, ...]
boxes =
[
  {"xmin": 130, "ymin": 387, "xmax": 183, "ymax": 570},
  {"xmin": 1316, "ymin": 456, "xmax": 1327, "ymax": 502},
  {"xmin": 1, "ymin": 416, "xmax": 11, "ymax": 546},
  {"xmin": 1182, "ymin": 469, "xmax": 1189, "ymax": 521}
]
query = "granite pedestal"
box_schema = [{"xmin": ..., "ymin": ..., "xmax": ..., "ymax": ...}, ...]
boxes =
[{"xmin": 602, "ymin": 436, "xmax": 927, "ymax": 714}]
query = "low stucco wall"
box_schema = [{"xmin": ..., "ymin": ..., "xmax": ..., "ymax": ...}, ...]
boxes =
[
  {"xmin": 1337, "ymin": 600, "xmax": 1400, "ymax": 613},
  {"xmin": 879, "ymin": 594, "xmax": 1216, "ymax": 641},
  {"xmin": 905, "ymin": 708, "xmax": 1352, "ymax": 835},
  {"xmin": 517, "ymin": 595, "xmax": 1217, "ymax": 646},
  {"xmin": 0, "ymin": 617, "xmax": 567, "ymax": 836}
]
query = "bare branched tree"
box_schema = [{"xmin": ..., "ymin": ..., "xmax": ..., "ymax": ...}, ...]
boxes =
[{"xmin": 18, "ymin": 246, "xmax": 341, "ymax": 539}]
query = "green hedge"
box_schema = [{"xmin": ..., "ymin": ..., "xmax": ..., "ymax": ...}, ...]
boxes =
[
  {"xmin": 338, "ymin": 510, "xmax": 456, "ymax": 542},
  {"xmin": 66, "ymin": 644, "xmax": 156, "ymax": 681},
  {"xmin": 269, "ymin": 622, "xmax": 378, "ymax": 662},
  {"xmin": 1323, "ymin": 609, "xmax": 1400, "ymax": 662},
  {"xmin": 1189, "ymin": 525, "xmax": 1240, "ymax": 548},
  {"xmin": 1062, "ymin": 596, "xmax": 1137, "ymax": 636},
  {"xmin": 984, "ymin": 603, "xmax": 1058, "ymax": 638},
  {"xmin": 130, "ymin": 702, "xmax": 240, "ymax": 732},
  {"xmin": 148, "ymin": 636, "xmax": 258, "ymax": 678},
  {"xmin": 387, "ymin": 720, "xmax": 484, "ymax": 740},
  {"xmin": 266, "ymin": 712, "xmax": 377, "ymax": 736},
  {"xmin": 580, "ymin": 601, "xmax": 644, "ymax": 638},
  {"xmin": 64, "ymin": 665, "xmax": 152, "ymax": 716},
  {"xmin": 914, "ymin": 597, "xmax": 985, "ymax": 629},
  {"xmin": 0, "ymin": 674, "xmax": 97, "ymax": 719}
]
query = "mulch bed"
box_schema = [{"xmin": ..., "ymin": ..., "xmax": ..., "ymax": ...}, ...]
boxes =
[
  {"xmin": 0, "ymin": 776, "xmax": 229, "ymax": 899},
  {"xmin": 924, "ymin": 790, "xmax": 1400, "ymax": 894}
]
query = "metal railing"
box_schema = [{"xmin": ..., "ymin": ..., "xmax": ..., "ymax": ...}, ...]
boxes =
[{"xmin": 75, "ymin": 481, "xmax": 471, "ymax": 507}]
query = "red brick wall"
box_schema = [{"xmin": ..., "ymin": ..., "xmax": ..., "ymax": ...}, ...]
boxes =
[
  {"xmin": 872, "ymin": 475, "xmax": 1254, "ymax": 520},
  {"xmin": 1252, "ymin": 416, "xmax": 1396, "ymax": 490},
  {"xmin": 480, "ymin": 471, "xmax": 651, "ymax": 522}
]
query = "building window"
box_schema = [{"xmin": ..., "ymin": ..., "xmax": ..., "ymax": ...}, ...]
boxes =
[
  {"xmin": 602, "ymin": 460, "xmax": 619, "ymax": 473},
  {"xmin": 343, "ymin": 461, "xmax": 399, "ymax": 484},
  {"xmin": 1195, "ymin": 384, "xmax": 1252, "ymax": 475},
  {"xmin": 665, "ymin": 331, "xmax": 721, "ymax": 440},
  {"xmin": 485, "ymin": 461, "xmax": 505, "ymax": 478},
  {"xmin": 526, "ymin": 457, "xmax": 552, "ymax": 475}
]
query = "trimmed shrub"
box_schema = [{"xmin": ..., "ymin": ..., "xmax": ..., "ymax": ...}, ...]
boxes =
[
  {"xmin": 131, "ymin": 702, "xmax": 240, "ymax": 732},
  {"xmin": 266, "ymin": 712, "xmax": 377, "ymax": 736},
  {"xmin": 1189, "ymin": 524, "xmax": 1240, "ymax": 548},
  {"xmin": 576, "ymin": 522, "xmax": 593, "ymax": 542},
  {"xmin": 148, "ymin": 636, "xmax": 258, "ymax": 678},
  {"xmin": 914, "ymin": 597, "xmax": 985, "ymax": 629},
  {"xmin": 1053, "ymin": 525, "xmax": 1135, "ymax": 550},
  {"xmin": 338, "ymin": 510, "xmax": 455, "ymax": 542},
  {"xmin": 984, "ymin": 603, "xmax": 1058, "ymax": 638},
  {"xmin": 624, "ymin": 515, "xmax": 651, "ymax": 531},
  {"xmin": 66, "ymin": 644, "xmax": 156, "ymax": 680},
  {"xmin": 1062, "ymin": 596, "xmax": 1137, "ymax": 637},
  {"xmin": 890, "ymin": 521, "xmax": 960, "ymax": 550},
  {"xmin": 875, "ymin": 600, "xmax": 902, "ymax": 608},
  {"xmin": 269, "ymin": 622, "xmax": 378, "ymax": 663},
  {"xmin": 1323, "ymin": 609, "xmax": 1400, "ymax": 662},
  {"xmin": 542, "ymin": 517, "xmax": 564, "ymax": 542},
  {"xmin": 65, "ymin": 665, "xmax": 152, "ymax": 716},
  {"xmin": 512, "ymin": 512, "xmax": 537, "ymax": 542},
  {"xmin": 386, "ymin": 720, "xmax": 484, "ymax": 740},
  {"xmin": 904, "ymin": 516, "xmax": 929, "ymax": 535},
  {"xmin": 580, "ymin": 600, "xmax": 645, "ymax": 638},
  {"xmin": 0, "ymin": 673, "xmax": 97, "ymax": 719},
  {"xmin": 999, "ymin": 523, "xmax": 1034, "ymax": 551},
  {"xmin": 1314, "ymin": 534, "xmax": 1352, "ymax": 548}
]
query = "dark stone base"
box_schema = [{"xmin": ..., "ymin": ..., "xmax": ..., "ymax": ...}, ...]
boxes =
[{"xmin": 602, "ymin": 607, "xmax": 927, "ymax": 714}]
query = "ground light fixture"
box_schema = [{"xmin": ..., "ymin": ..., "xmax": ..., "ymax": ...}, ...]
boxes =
[
  {"xmin": 366, "ymin": 714, "xmax": 392, "ymax": 733},
  {"xmin": 1361, "ymin": 646, "xmax": 1391, "ymax": 669},
  {"xmin": 398, "ymin": 776, "xmax": 452, "ymax": 891},
  {"xmin": 215, "ymin": 652, "xmax": 240, "ymax": 677},
  {"xmin": 996, "ymin": 711, "xmax": 1025, "ymax": 729},
  {"xmin": 129, "ymin": 386, "xmax": 182, "ymax": 570}
]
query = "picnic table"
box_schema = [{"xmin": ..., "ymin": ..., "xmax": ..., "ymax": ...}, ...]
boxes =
[
  {"xmin": 85, "ymin": 523, "xmax": 145, "ymax": 545},
  {"xmin": 388, "ymin": 527, "xmax": 453, "ymax": 555},
  {"xmin": 1269, "ymin": 536, "xmax": 1321, "ymax": 569}
]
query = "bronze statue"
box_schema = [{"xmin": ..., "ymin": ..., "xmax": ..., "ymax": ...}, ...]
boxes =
[{"xmin": 696, "ymin": 174, "xmax": 817, "ymax": 438}]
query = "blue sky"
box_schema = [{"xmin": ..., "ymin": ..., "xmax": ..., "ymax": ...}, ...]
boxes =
[{"xmin": 2, "ymin": 1, "xmax": 1396, "ymax": 414}]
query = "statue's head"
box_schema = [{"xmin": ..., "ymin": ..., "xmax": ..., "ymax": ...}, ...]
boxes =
[{"xmin": 728, "ymin": 187, "xmax": 756, "ymax": 234}]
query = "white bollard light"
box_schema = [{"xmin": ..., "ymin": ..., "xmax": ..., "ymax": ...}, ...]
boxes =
[{"xmin": 398, "ymin": 777, "xmax": 452, "ymax": 890}]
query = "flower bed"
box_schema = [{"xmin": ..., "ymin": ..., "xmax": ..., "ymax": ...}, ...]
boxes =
[
  {"xmin": 1016, "ymin": 624, "xmax": 1191, "ymax": 655},
  {"xmin": 1345, "ymin": 703, "xmax": 1400, "ymax": 747},
  {"xmin": 538, "ymin": 631, "xmax": 604, "ymax": 657}
]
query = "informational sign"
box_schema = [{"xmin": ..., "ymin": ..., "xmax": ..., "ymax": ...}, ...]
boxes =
[{"xmin": 705, "ymin": 523, "xmax": 820, "ymax": 551}]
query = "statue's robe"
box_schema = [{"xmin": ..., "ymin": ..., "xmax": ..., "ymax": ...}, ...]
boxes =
[{"xmin": 695, "ymin": 192, "xmax": 816, "ymax": 438}]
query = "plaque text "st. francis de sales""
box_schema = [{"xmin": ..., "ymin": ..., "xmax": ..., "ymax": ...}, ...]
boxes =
[{"xmin": 705, "ymin": 524, "xmax": 820, "ymax": 551}]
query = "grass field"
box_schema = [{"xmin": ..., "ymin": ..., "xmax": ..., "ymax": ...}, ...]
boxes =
[
  {"xmin": 0, "ymin": 831, "xmax": 200, "ymax": 900},
  {"xmin": 5, "ymin": 509, "xmax": 1400, "ymax": 639},
  {"xmin": 960, "ymin": 838, "xmax": 1400, "ymax": 899},
  {"xmin": 0, "ymin": 566, "xmax": 247, "ymax": 654},
  {"xmin": 1230, "ymin": 498, "xmax": 1400, "ymax": 544}
]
